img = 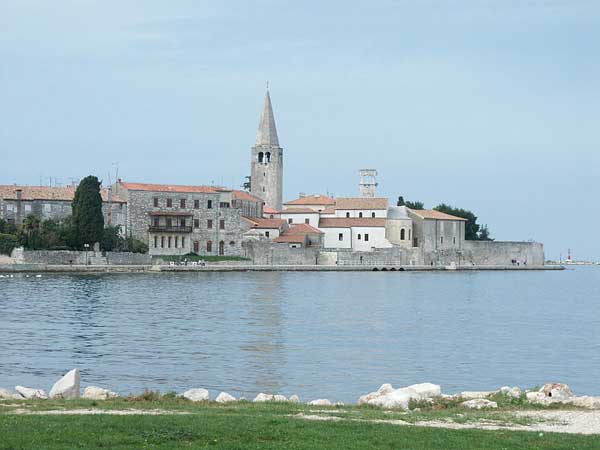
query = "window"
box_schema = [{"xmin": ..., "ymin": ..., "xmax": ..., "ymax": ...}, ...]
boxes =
[
  {"xmin": 180, "ymin": 198, "xmax": 186, "ymax": 208},
  {"xmin": 182, "ymin": 237, "xmax": 185, "ymax": 247},
  {"xmin": 365, "ymin": 234, "xmax": 369, "ymax": 242},
  {"xmin": 338, "ymin": 233, "xmax": 343, "ymax": 241},
  {"xmin": 194, "ymin": 219, "xmax": 200, "ymax": 228},
  {"xmin": 258, "ymin": 152, "xmax": 264, "ymax": 163},
  {"xmin": 288, "ymin": 218, "xmax": 293, "ymax": 224},
  {"xmin": 220, "ymin": 202, "xmax": 230, "ymax": 208},
  {"xmin": 179, "ymin": 218, "xmax": 186, "ymax": 227},
  {"xmin": 346, "ymin": 212, "xmax": 350, "ymax": 218},
  {"xmin": 154, "ymin": 236, "xmax": 158, "ymax": 248},
  {"xmin": 153, "ymin": 217, "xmax": 159, "ymax": 227},
  {"xmin": 371, "ymin": 212, "xmax": 375, "ymax": 218},
  {"xmin": 359, "ymin": 212, "xmax": 363, "ymax": 218},
  {"xmin": 219, "ymin": 219, "xmax": 225, "ymax": 230},
  {"xmin": 269, "ymin": 214, "xmax": 274, "ymax": 219},
  {"xmin": 161, "ymin": 236, "xmax": 165, "ymax": 248},
  {"xmin": 175, "ymin": 236, "xmax": 179, "ymax": 248},
  {"xmin": 265, "ymin": 231, "xmax": 270, "ymax": 238},
  {"xmin": 453, "ymin": 237, "xmax": 456, "ymax": 245},
  {"xmin": 265, "ymin": 152, "xmax": 271, "ymax": 163},
  {"xmin": 168, "ymin": 237, "xmax": 172, "ymax": 248},
  {"xmin": 166, "ymin": 198, "xmax": 173, "ymax": 207},
  {"xmin": 305, "ymin": 218, "xmax": 310, "ymax": 224},
  {"xmin": 207, "ymin": 200, "xmax": 213, "ymax": 209},
  {"xmin": 441, "ymin": 236, "xmax": 444, "ymax": 244},
  {"xmin": 207, "ymin": 241, "xmax": 212, "ymax": 252},
  {"xmin": 207, "ymin": 219, "xmax": 213, "ymax": 229},
  {"xmin": 153, "ymin": 198, "xmax": 159, "ymax": 207},
  {"xmin": 229, "ymin": 241, "xmax": 235, "ymax": 246},
  {"xmin": 358, "ymin": 234, "xmax": 361, "ymax": 240},
  {"xmin": 401, "ymin": 229, "xmax": 405, "ymax": 240},
  {"xmin": 409, "ymin": 229, "xmax": 412, "ymax": 240},
  {"xmin": 219, "ymin": 240, "xmax": 225, "ymax": 255},
  {"xmin": 193, "ymin": 241, "xmax": 199, "ymax": 253},
  {"xmin": 166, "ymin": 218, "xmax": 172, "ymax": 227},
  {"xmin": 194, "ymin": 199, "xmax": 199, "ymax": 209}
]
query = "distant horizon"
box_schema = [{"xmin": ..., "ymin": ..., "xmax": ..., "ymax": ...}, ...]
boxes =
[{"xmin": 1, "ymin": 1, "xmax": 598, "ymax": 260}]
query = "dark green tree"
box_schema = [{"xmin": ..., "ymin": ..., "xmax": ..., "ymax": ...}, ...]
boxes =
[
  {"xmin": 397, "ymin": 196, "xmax": 424, "ymax": 209},
  {"xmin": 18, "ymin": 214, "xmax": 41, "ymax": 249},
  {"xmin": 478, "ymin": 224, "xmax": 493, "ymax": 241},
  {"xmin": 0, "ymin": 233, "xmax": 18, "ymax": 256},
  {"xmin": 72, "ymin": 176, "xmax": 105, "ymax": 249},
  {"xmin": 433, "ymin": 203, "xmax": 488, "ymax": 240}
]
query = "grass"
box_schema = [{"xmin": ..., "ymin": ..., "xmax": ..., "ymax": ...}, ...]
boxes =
[{"xmin": 0, "ymin": 394, "xmax": 597, "ymax": 449}]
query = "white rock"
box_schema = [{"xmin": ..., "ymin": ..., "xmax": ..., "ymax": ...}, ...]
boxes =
[
  {"xmin": 308, "ymin": 399, "xmax": 332, "ymax": 406},
  {"xmin": 459, "ymin": 391, "xmax": 496, "ymax": 400},
  {"xmin": 215, "ymin": 392, "xmax": 236, "ymax": 403},
  {"xmin": 358, "ymin": 383, "xmax": 394, "ymax": 405},
  {"xmin": 570, "ymin": 396, "xmax": 600, "ymax": 409},
  {"xmin": 540, "ymin": 383, "xmax": 573, "ymax": 400},
  {"xmin": 82, "ymin": 386, "xmax": 118, "ymax": 400},
  {"xmin": 182, "ymin": 388, "xmax": 209, "ymax": 402},
  {"xmin": 15, "ymin": 386, "xmax": 48, "ymax": 399},
  {"xmin": 461, "ymin": 399, "xmax": 498, "ymax": 409},
  {"xmin": 289, "ymin": 394, "xmax": 300, "ymax": 403},
  {"xmin": 254, "ymin": 393, "xmax": 275, "ymax": 402},
  {"xmin": 507, "ymin": 386, "xmax": 522, "ymax": 399},
  {"xmin": 368, "ymin": 387, "xmax": 416, "ymax": 410},
  {"xmin": 273, "ymin": 394, "xmax": 288, "ymax": 402},
  {"xmin": 407, "ymin": 383, "xmax": 441, "ymax": 400},
  {"xmin": 526, "ymin": 391, "xmax": 546, "ymax": 403},
  {"xmin": 49, "ymin": 369, "xmax": 80, "ymax": 399},
  {"xmin": 0, "ymin": 388, "xmax": 15, "ymax": 400},
  {"xmin": 500, "ymin": 386, "xmax": 511, "ymax": 394}
]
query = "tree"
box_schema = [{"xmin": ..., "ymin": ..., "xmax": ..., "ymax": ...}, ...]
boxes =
[
  {"xmin": 102, "ymin": 225, "xmax": 123, "ymax": 252},
  {"xmin": 397, "ymin": 196, "xmax": 424, "ymax": 209},
  {"xmin": 478, "ymin": 224, "xmax": 493, "ymax": 241},
  {"xmin": 0, "ymin": 233, "xmax": 18, "ymax": 256},
  {"xmin": 18, "ymin": 214, "xmax": 41, "ymax": 249},
  {"xmin": 433, "ymin": 203, "xmax": 489, "ymax": 241},
  {"xmin": 72, "ymin": 176, "xmax": 105, "ymax": 249}
]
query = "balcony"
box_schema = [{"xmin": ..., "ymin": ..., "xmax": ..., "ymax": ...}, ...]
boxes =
[{"xmin": 148, "ymin": 225, "xmax": 192, "ymax": 233}]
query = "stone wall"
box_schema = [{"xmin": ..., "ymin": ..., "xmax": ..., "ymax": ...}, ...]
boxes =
[
  {"xmin": 461, "ymin": 241, "xmax": 544, "ymax": 266},
  {"xmin": 242, "ymin": 240, "xmax": 320, "ymax": 265},
  {"xmin": 11, "ymin": 248, "xmax": 151, "ymax": 265},
  {"xmin": 336, "ymin": 247, "xmax": 422, "ymax": 266}
]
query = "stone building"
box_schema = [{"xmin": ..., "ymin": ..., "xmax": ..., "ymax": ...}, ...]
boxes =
[
  {"xmin": 250, "ymin": 90, "xmax": 283, "ymax": 211},
  {"xmin": 0, "ymin": 185, "xmax": 127, "ymax": 229},
  {"xmin": 113, "ymin": 181, "xmax": 263, "ymax": 256},
  {"xmin": 407, "ymin": 209, "xmax": 467, "ymax": 251},
  {"xmin": 385, "ymin": 206, "xmax": 413, "ymax": 248}
]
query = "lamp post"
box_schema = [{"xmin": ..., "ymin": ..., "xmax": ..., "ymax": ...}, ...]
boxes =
[{"xmin": 84, "ymin": 243, "xmax": 90, "ymax": 265}]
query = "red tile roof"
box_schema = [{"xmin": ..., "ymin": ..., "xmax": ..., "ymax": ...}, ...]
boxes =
[
  {"xmin": 334, "ymin": 197, "xmax": 388, "ymax": 210},
  {"xmin": 280, "ymin": 208, "xmax": 321, "ymax": 214},
  {"xmin": 319, "ymin": 218, "xmax": 387, "ymax": 228},
  {"xmin": 285, "ymin": 223, "xmax": 323, "ymax": 234},
  {"xmin": 230, "ymin": 190, "xmax": 263, "ymax": 203},
  {"xmin": 409, "ymin": 209, "xmax": 468, "ymax": 221},
  {"xmin": 119, "ymin": 182, "xmax": 221, "ymax": 194},
  {"xmin": 284, "ymin": 194, "xmax": 335, "ymax": 206},
  {"xmin": 263, "ymin": 206, "xmax": 279, "ymax": 214},
  {"xmin": 0, "ymin": 185, "xmax": 125, "ymax": 203},
  {"xmin": 273, "ymin": 234, "xmax": 306, "ymax": 244},
  {"xmin": 248, "ymin": 218, "xmax": 287, "ymax": 229}
]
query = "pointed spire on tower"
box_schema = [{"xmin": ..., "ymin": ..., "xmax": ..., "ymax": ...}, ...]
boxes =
[{"xmin": 255, "ymin": 88, "xmax": 279, "ymax": 147}]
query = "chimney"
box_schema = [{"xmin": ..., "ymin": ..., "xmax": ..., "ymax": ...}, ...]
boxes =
[{"xmin": 15, "ymin": 188, "xmax": 23, "ymax": 225}]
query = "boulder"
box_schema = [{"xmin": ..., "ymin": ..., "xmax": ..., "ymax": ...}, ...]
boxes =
[
  {"xmin": 526, "ymin": 391, "xmax": 547, "ymax": 404},
  {"xmin": 308, "ymin": 399, "xmax": 332, "ymax": 406},
  {"xmin": 541, "ymin": 383, "xmax": 573, "ymax": 400},
  {"xmin": 182, "ymin": 388, "xmax": 209, "ymax": 402},
  {"xmin": 49, "ymin": 369, "xmax": 80, "ymax": 399},
  {"xmin": 289, "ymin": 394, "xmax": 300, "ymax": 403},
  {"xmin": 0, "ymin": 388, "xmax": 16, "ymax": 400},
  {"xmin": 358, "ymin": 383, "xmax": 394, "ymax": 405},
  {"xmin": 82, "ymin": 386, "xmax": 118, "ymax": 400},
  {"xmin": 407, "ymin": 383, "xmax": 441, "ymax": 400},
  {"xmin": 461, "ymin": 399, "xmax": 498, "ymax": 409},
  {"xmin": 215, "ymin": 392, "xmax": 236, "ymax": 403},
  {"xmin": 15, "ymin": 386, "xmax": 48, "ymax": 399},
  {"xmin": 459, "ymin": 391, "xmax": 496, "ymax": 400},
  {"xmin": 273, "ymin": 394, "xmax": 288, "ymax": 402},
  {"xmin": 361, "ymin": 383, "xmax": 442, "ymax": 410},
  {"xmin": 368, "ymin": 387, "xmax": 416, "ymax": 410},
  {"xmin": 254, "ymin": 393, "xmax": 275, "ymax": 402}
]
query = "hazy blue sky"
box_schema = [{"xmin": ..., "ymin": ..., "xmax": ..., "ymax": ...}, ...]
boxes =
[{"xmin": 1, "ymin": 1, "xmax": 598, "ymax": 259}]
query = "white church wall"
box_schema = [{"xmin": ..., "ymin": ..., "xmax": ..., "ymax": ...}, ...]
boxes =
[
  {"xmin": 351, "ymin": 227, "xmax": 392, "ymax": 251},
  {"xmin": 334, "ymin": 209, "xmax": 386, "ymax": 218},
  {"xmin": 322, "ymin": 227, "xmax": 352, "ymax": 249}
]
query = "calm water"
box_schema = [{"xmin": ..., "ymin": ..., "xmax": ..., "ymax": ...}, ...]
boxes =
[{"xmin": 1, "ymin": 267, "xmax": 599, "ymax": 402}]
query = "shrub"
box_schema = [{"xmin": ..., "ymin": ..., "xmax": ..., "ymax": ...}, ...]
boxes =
[{"xmin": 0, "ymin": 233, "xmax": 19, "ymax": 256}]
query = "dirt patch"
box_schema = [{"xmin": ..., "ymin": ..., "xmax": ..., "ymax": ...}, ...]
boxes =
[{"xmin": 10, "ymin": 408, "xmax": 191, "ymax": 416}]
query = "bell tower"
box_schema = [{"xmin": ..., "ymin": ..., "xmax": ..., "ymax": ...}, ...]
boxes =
[{"xmin": 250, "ymin": 89, "xmax": 283, "ymax": 210}]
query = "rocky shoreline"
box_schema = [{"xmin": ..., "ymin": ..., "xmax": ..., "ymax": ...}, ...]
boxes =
[{"xmin": 1, "ymin": 368, "xmax": 599, "ymax": 410}]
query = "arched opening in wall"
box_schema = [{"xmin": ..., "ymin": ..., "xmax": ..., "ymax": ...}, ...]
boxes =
[
  {"xmin": 359, "ymin": 212, "xmax": 363, "ymax": 218},
  {"xmin": 390, "ymin": 268, "xmax": 397, "ymax": 271},
  {"xmin": 372, "ymin": 268, "xmax": 379, "ymax": 271},
  {"xmin": 371, "ymin": 212, "xmax": 375, "ymax": 218},
  {"xmin": 381, "ymin": 268, "xmax": 388, "ymax": 271},
  {"xmin": 207, "ymin": 241, "xmax": 212, "ymax": 253},
  {"xmin": 401, "ymin": 229, "xmax": 406, "ymax": 240},
  {"xmin": 346, "ymin": 212, "xmax": 350, "ymax": 218},
  {"xmin": 258, "ymin": 152, "xmax": 264, "ymax": 163},
  {"xmin": 219, "ymin": 241, "xmax": 225, "ymax": 255},
  {"xmin": 398, "ymin": 267, "xmax": 405, "ymax": 271},
  {"xmin": 265, "ymin": 152, "xmax": 271, "ymax": 163}
]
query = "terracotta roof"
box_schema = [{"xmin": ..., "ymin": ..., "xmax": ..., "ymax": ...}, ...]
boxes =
[
  {"xmin": 231, "ymin": 190, "xmax": 263, "ymax": 203},
  {"xmin": 119, "ymin": 182, "xmax": 221, "ymax": 194},
  {"xmin": 334, "ymin": 197, "xmax": 388, "ymax": 210},
  {"xmin": 273, "ymin": 234, "xmax": 306, "ymax": 244},
  {"xmin": 409, "ymin": 209, "xmax": 468, "ymax": 221},
  {"xmin": 263, "ymin": 206, "xmax": 280, "ymax": 214},
  {"xmin": 249, "ymin": 218, "xmax": 287, "ymax": 229},
  {"xmin": 0, "ymin": 185, "xmax": 125, "ymax": 203},
  {"xmin": 285, "ymin": 223, "xmax": 323, "ymax": 234},
  {"xmin": 285, "ymin": 194, "xmax": 335, "ymax": 206},
  {"xmin": 320, "ymin": 207, "xmax": 336, "ymax": 214},
  {"xmin": 319, "ymin": 218, "xmax": 387, "ymax": 228},
  {"xmin": 280, "ymin": 208, "xmax": 320, "ymax": 214}
]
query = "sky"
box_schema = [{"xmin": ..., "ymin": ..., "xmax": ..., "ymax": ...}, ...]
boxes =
[{"xmin": 1, "ymin": 1, "xmax": 599, "ymax": 260}]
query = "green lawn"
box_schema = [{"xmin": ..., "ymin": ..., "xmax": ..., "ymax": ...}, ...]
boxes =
[{"xmin": 0, "ymin": 398, "xmax": 597, "ymax": 450}]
